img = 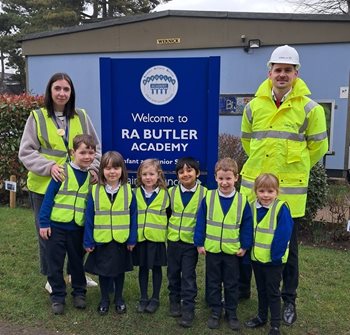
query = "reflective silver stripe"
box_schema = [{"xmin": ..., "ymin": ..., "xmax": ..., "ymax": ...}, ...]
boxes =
[
  {"xmin": 35, "ymin": 108, "xmax": 52, "ymax": 149},
  {"xmin": 298, "ymin": 118, "xmax": 308, "ymax": 134},
  {"xmin": 241, "ymin": 179, "xmax": 254, "ymax": 189},
  {"xmin": 161, "ymin": 191, "xmax": 169, "ymax": 210},
  {"xmin": 208, "ymin": 190, "xmax": 216, "ymax": 219},
  {"xmin": 170, "ymin": 187, "xmax": 176, "ymax": 209},
  {"xmin": 138, "ymin": 208, "xmax": 165, "ymax": 215},
  {"xmin": 306, "ymin": 131, "xmax": 328, "ymax": 141},
  {"xmin": 254, "ymin": 241, "xmax": 270, "ymax": 249},
  {"xmin": 58, "ymin": 191, "xmax": 86, "ymax": 199},
  {"xmin": 122, "ymin": 184, "xmax": 128, "ymax": 210},
  {"xmin": 206, "ymin": 233, "xmax": 239, "ymax": 244},
  {"xmin": 172, "ymin": 211, "xmax": 196, "ymax": 219},
  {"xmin": 140, "ymin": 223, "xmax": 167, "ymax": 231},
  {"xmin": 94, "ymin": 225, "xmax": 130, "ymax": 230},
  {"xmin": 243, "ymin": 180, "xmax": 307, "ymax": 195},
  {"xmin": 138, "ymin": 209, "xmax": 146, "ymax": 215},
  {"xmin": 245, "ymin": 102, "xmax": 253, "ymax": 123},
  {"xmin": 279, "ymin": 187, "xmax": 307, "ymax": 195},
  {"xmin": 95, "ymin": 185, "xmax": 101, "ymax": 209},
  {"xmin": 53, "ymin": 204, "xmax": 85, "ymax": 213},
  {"xmin": 236, "ymin": 193, "xmax": 243, "ymax": 224},
  {"xmin": 95, "ymin": 210, "xmax": 130, "ymax": 215},
  {"xmin": 241, "ymin": 131, "xmax": 252, "ymax": 139},
  {"xmin": 39, "ymin": 147, "xmax": 67, "ymax": 157},
  {"xmin": 168, "ymin": 223, "xmax": 194, "ymax": 232},
  {"xmin": 251, "ymin": 131, "xmax": 305, "ymax": 141},
  {"xmin": 207, "ymin": 220, "xmax": 240, "ymax": 229},
  {"xmin": 304, "ymin": 100, "xmax": 319, "ymax": 115},
  {"xmin": 75, "ymin": 109, "xmax": 88, "ymax": 134},
  {"xmin": 196, "ymin": 186, "xmax": 205, "ymax": 212}
]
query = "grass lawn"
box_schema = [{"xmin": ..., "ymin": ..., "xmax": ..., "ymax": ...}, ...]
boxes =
[{"xmin": 0, "ymin": 206, "xmax": 349, "ymax": 335}]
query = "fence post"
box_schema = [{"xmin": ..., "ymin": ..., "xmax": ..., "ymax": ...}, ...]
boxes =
[{"xmin": 9, "ymin": 175, "xmax": 16, "ymax": 209}]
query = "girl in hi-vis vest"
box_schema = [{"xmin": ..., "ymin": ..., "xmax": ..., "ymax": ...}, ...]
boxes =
[
  {"xmin": 245, "ymin": 173, "xmax": 294, "ymax": 335},
  {"xmin": 132, "ymin": 159, "xmax": 170, "ymax": 314},
  {"xmin": 84, "ymin": 151, "xmax": 137, "ymax": 316}
]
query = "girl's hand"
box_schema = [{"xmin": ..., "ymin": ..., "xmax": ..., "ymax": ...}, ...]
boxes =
[
  {"xmin": 236, "ymin": 248, "xmax": 246, "ymax": 257},
  {"xmin": 50, "ymin": 164, "xmax": 65, "ymax": 182},
  {"xmin": 89, "ymin": 169, "xmax": 99, "ymax": 184},
  {"xmin": 39, "ymin": 227, "xmax": 51, "ymax": 240},
  {"xmin": 85, "ymin": 247, "xmax": 95, "ymax": 253},
  {"xmin": 197, "ymin": 246, "xmax": 206, "ymax": 255},
  {"xmin": 127, "ymin": 244, "xmax": 135, "ymax": 251}
]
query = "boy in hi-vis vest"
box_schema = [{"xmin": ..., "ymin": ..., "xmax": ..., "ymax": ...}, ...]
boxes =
[
  {"xmin": 194, "ymin": 157, "xmax": 253, "ymax": 331},
  {"xmin": 39, "ymin": 134, "xmax": 96, "ymax": 315},
  {"xmin": 245, "ymin": 173, "xmax": 293, "ymax": 335}
]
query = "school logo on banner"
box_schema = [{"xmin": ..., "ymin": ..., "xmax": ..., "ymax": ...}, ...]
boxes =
[{"xmin": 140, "ymin": 65, "xmax": 178, "ymax": 105}]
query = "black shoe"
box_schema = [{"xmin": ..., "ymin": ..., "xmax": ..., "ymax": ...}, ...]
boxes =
[
  {"xmin": 97, "ymin": 303, "xmax": 109, "ymax": 316},
  {"xmin": 269, "ymin": 327, "xmax": 281, "ymax": 335},
  {"xmin": 73, "ymin": 295, "xmax": 86, "ymax": 309},
  {"xmin": 169, "ymin": 302, "xmax": 181, "ymax": 317},
  {"xmin": 282, "ymin": 303, "xmax": 297, "ymax": 326},
  {"xmin": 245, "ymin": 316, "xmax": 267, "ymax": 328},
  {"xmin": 178, "ymin": 311, "xmax": 194, "ymax": 328},
  {"xmin": 51, "ymin": 302, "xmax": 64, "ymax": 315},
  {"xmin": 207, "ymin": 314, "xmax": 220, "ymax": 329},
  {"xmin": 227, "ymin": 318, "xmax": 240, "ymax": 331},
  {"xmin": 116, "ymin": 303, "xmax": 127, "ymax": 314},
  {"xmin": 136, "ymin": 299, "xmax": 149, "ymax": 313},
  {"xmin": 145, "ymin": 299, "xmax": 159, "ymax": 313}
]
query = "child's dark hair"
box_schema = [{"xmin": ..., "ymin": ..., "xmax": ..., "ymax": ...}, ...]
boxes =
[
  {"xmin": 99, "ymin": 151, "xmax": 128, "ymax": 185},
  {"xmin": 215, "ymin": 157, "xmax": 238, "ymax": 176},
  {"xmin": 254, "ymin": 173, "xmax": 279, "ymax": 194},
  {"xmin": 72, "ymin": 134, "xmax": 96, "ymax": 151},
  {"xmin": 136, "ymin": 159, "xmax": 167, "ymax": 189},
  {"xmin": 175, "ymin": 157, "xmax": 200, "ymax": 176}
]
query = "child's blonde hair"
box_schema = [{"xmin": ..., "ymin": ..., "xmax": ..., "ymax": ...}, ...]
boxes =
[
  {"xmin": 99, "ymin": 151, "xmax": 128, "ymax": 185},
  {"xmin": 215, "ymin": 157, "xmax": 239, "ymax": 176},
  {"xmin": 254, "ymin": 173, "xmax": 279, "ymax": 194},
  {"xmin": 136, "ymin": 159, "xmax": 167, "ymax": 189}
]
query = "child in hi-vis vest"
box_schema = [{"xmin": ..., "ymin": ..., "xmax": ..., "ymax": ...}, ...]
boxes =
[
  {"xmin": 194, "ymin": 157, "xmax": 253, "ymax": 331},
  {"xmin": 84, "ymin": 151, "xmax": 137, "ymax": 316},
  {"xmin": 39, "ymin": 134, "xmax": 96, "ymax": 315},
  {"xmin": 132, "ymin": 159, "xmax": 169, "ymax": 314},
  {"xmin": 245, "ymin": 173, "xmax": 293, "ymax": 335}
]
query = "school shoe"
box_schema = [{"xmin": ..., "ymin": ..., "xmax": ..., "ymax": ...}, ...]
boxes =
[
  {"xmin": 268, "ymin": 327, "xmax": 281, "ymax": 335},
  {"xmin": 45, "ymin": 281, "xmax": 52, "ymax": 294},
  {"xmin": 51, "ymin": 302, "xmax": 64, "ymax": 315},
  {"xmin": 245, "ymin": 316, "xmax": 267, "ymax": 328},
  {"xmin": 207, "ymin": 314, "xmax": 220, "ymax": 329},
  {"xmin": 136, "ymin": 299, "xmax": 149, "ymax": 313},
  {"xmin": 116, "ymin": 303, "xmax": 127, "ymax": 314},
  {"xmin": 67, "ymin": 275, "xmax": 98, "ymax": 287},
  {"xmin": 178, "ymin": 311, "xmax": 194, "ymax": 328},
  {"xmin": 169, "ymin": 302, "xmax": 181, "ymax": 317},
  {"xmin": 73, "ymin": 295, "xmax": 86, "ymax": 309},
  {"xmin": 145, "ymin": 299, "xmax": 159, "ymax": 313},
  {"xmin": 97, "ymin": 303, "xmax": 109, "ymax": 316},
  {"xmin": 225, "ymin": 316, "xmax": 240, "ymax": 331},
  {"xmin": 86, "ymin": 275, "xmax": 98, "ymax": 287},
  {"xmin": 282, "ymin": 303, "xmax": 297, "ymax": 325}
]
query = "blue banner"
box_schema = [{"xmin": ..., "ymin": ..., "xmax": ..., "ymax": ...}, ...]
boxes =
[{"xmin": 100, "ymin": 57, "xmax": 220, "ymax": 188}]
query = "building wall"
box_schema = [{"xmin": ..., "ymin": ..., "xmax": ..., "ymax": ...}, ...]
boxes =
[{"xmin": 27, "ymin": 43, "xmax": 350, "ymax": 171}]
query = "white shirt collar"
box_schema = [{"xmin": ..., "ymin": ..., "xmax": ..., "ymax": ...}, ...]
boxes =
[
  {"xmin": 70, "ymin": 161, "xmax": 88, "ymax": 171},
  {"xmin": 218, "ymin": 189, "xmax": 236, "ymax": 198},
  {"xmin": 272, "ymin": 88, "xmax": 292, "ymax": 103},
  {"xmin": 255, "ymin": 199, "xmax": 274, "ymax": 209},
  {"xmin": 105, "ymin": 183, "xmax": 120, "ymax": 194},
  {"xmin": 180, "ymin": 181, "xmax": 199, "ymax": 193},
  {"xmin": 142, "ymin": 186, "xmax": 159, "ymax": 198}
]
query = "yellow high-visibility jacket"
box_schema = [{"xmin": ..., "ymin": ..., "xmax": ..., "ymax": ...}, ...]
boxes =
[
  {"xmin": 28, "ymin": 108, "xmax": 88, "ymax": 194},
  {"xmin": 240, "ymin": 78, "xmax": 328, "ymax": 218}
]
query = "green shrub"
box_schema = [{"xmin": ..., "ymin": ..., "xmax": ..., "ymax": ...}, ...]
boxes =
[
  {"xmin": 0, "ymin": 93, "xmax": 44, "ymax": 202},
  {"xmin": 218, "ymin": 133, "xmax": 247, "ymax": 171},
  {"xmin": 300, "ymin": 162, "xmax": 329, "ymax": 226}
]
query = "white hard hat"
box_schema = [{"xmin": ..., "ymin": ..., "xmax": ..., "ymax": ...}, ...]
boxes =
[{"xmin": 267, "ymin": 45, "xmax": 300, "ymax": 70}]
